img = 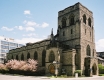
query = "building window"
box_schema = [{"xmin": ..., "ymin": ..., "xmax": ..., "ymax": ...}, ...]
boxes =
[
  {"xmin": 88, "ymin": 18, "xmax": 91, "ymax": 27},
  {"xmin": 27, "ymin": 52, "xmax": 30, "ymax": 59},
  {"xmin": 16, "ymin": 55, "xmax": 18, "ymax": 60},
  {"xmin": 63, "ymin": 31, "xmax": 65, "ymax": 36},
  {"xmin": 42, "ymin": 50, "xmax": 46, "ymax": 66},
  {"xmin": 85, "ymin": 29, "xmax": 86, "ymax": 34},
  {"xmin": 69, "ymin": 15, "xmax": 74, "ymax": 26},
  {"xmin": 86, "ymin": 45, "xmax": 91, "ymax": 56},
  {"xmin": 1, "ymin": 45, "xmax": 9, "ymax": 49},
  {"xmin": 90, "ymin": 32, "xmax": 91, "ymax": 37},
  {"xmin": 34, "ymin": 51, "xmax": 38, "ymax": 60},
  {"xmin": 83, "ymin": 14, "xmax": 86, "ymax": 24},
  {"xmin": 62, "ymin": 17, "xmax": 66, "ymax": 28},
  {"xmin": 21, "ymin": 54, "xmax": 24, "ymax": 60},
  {"xmin": 11, "ymin": 55, "xmax": 14, "ymax": 59},
  {"xmin": 49, "ymin": 51, "xmax": 55, "ymax": 62},
  {"xmin": 71, "ymin": 29, "xmax": 73, "ymax": 34},
  {"xmin": 1, "ymin": 41, "xmax": 9, "ymax": 45},
  {"xmin": 75, "ymin": 54, "xmax": 77, "ymax": 65},
  {"xmin": 93, "ymin": 49, "xmax": 94, "ymax": 57}
]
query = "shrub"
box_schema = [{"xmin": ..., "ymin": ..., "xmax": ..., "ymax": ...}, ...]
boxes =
[
  {"xmin": 98, "ymin": 64, "xmax": 104, "ymax": 74},
  {"xmin": 74, "ymin": 70, "xmax": 81, "ymax": 76},
  {"xmin": 0, "ymin": 59, "xmax": 38, "ymax": 75},
  {"xmin": 0, "ymin": 63, "xmax": 8, "ymax": 74},
  {"xmin": 5, "ymin": 59, "xmax": 38, "ymax": 72}
]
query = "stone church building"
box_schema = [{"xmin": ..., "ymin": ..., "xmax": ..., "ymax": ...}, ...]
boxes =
[{"xmin": 7, "ymin": 2, "xmax": 98, "ymax": 76}]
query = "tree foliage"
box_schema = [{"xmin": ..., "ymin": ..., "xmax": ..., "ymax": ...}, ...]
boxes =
[{"xmin": 98, "ymin": 64, "xmax": 104, "ymax": 74}]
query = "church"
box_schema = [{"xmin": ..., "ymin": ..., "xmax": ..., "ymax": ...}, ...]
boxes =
[{"xmin": 7, "ymin": 2, "xmax": 98, "ymax": 76}]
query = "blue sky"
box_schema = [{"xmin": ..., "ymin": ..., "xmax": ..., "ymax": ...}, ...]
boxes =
[{"xmin": 0, "ymin": 0, "xmax": 104, "ymax": 52}]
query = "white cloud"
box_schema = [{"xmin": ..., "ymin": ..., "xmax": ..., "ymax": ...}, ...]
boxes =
[
  {"xmin": 96, "ymin": 39, "xmax": 104, "ymax": 52},
  {"xmin": 15, "ymin": 25, "xmax": 35, "ymax": 32},
  {"xmin": 14, "ymin": 21, "xmax": 49, "ymax": 32},
  {"xmin": 26, "ymin": 21, "xmax": 37, "ymax": 27},
  {"xmin": 15, "ymin": 37, "xmax": 43, "ymax": 44},
  {"xmin": 15, "ymin": 26, "xmax": 24, "ymax": 30},
  {"xmin": 23, "ymin": 20, "xmax": 27, "ymax": 24},
  {"xmin": 23, "ymin": 20, "xmax": 49, "ymax": 28},
  {"xmin": 1, "ymin": 26, "xmax": 14, "ymax": 31},
  {"xmin": 24, "ymin": 10, "xmax": 31, "ymax": 15},
  {"xmin": 41, "ymin": 22, "xmax": 49, "ymax": 28},
  {"xmin": 23, "ymin": 33, "xmax": 37, "ymax": 37},
  {"xmin": 26, "ymin": 27, "xmax": 35, "ymax": 31}
]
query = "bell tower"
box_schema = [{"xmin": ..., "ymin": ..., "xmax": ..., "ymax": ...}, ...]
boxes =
[
  {"xmin": 57, "ymin": 2, "xmax": 98, "ymax": 76},
  {"xmin": 57, "ymin": 2, "xmax": 81, "ymax": 48}
]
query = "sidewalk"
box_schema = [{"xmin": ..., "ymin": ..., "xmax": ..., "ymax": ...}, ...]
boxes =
[{"xmin": 0, "ymin": 74, "xmax": 104, "ymax": 80}]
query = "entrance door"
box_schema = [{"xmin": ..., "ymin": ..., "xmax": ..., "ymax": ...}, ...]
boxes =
[
  {"xmin": 48, "ymin": 64, "xmax": 55, "ymax": 74},
  {"xmin": 92, "ymin": 63, "xmax": 97, "ymax": 75}
]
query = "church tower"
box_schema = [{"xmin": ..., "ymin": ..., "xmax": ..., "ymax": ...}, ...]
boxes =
[{"xmin": 57, "ymin": 2, "xmax": 98, "ymax": 76}]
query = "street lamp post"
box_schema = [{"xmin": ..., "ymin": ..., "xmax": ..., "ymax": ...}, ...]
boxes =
[
  {"xmin": 53, "ymin": 45, "xmax": 60, "ymax": 78},
  {"xmin": 53, "ymin": 61, "xmax": 58, "ymax": 78}
]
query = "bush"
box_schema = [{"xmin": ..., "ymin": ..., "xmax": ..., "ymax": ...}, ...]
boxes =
[
  {"xmin": 74, "ymin": 70, "xmax": 81, "ymax": 76},
  {"xmin": 0, "ymin": 59, "xmax": 45, "ymax": 76},
  {"xmin": 98, "ymin": 64, "xmax": 104, "ymax": 74},
  {"xmin": 0, "ymin": 59, "xmax": 39, "ymax": 75}
]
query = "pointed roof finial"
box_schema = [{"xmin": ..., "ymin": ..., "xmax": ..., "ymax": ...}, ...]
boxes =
[{"xmin": 51, "ymin": 28, "xmax": 53, "ymax": 35}]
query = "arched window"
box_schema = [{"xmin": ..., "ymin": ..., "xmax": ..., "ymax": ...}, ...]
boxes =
[
  {"xmin": 16, "ymin": 55, "xmax": 18, "ymax": 60},
  {"xmin": 88, "ymin": 18, "xmax": 91, "ymax": 27},
  {"xmin": 42, "ymin": 50, "xmax": 46, "ymax": 66},
  {"xmin": 21, "ymin": 53, "xmax": 24, "ymax": 60},
  {"xmin": 63, "ymin": 31, "xmax": 65, "ymax": 36},
  {"xmin": 34, "ymin": 51, "xmax": 38, "ymax": 60},
  {"xmin": 11, "ymin": 55, "xmax": 14, "ymax": 59},
  {"xmin": 93, "ymin": 49, "xmax": 94, "ymax": 57},
  {"xmin": 27, "ymin": 52, "xmax": 30, "ymax": 59},
  {"xmin": 62, "ymin": 17, "xmax": 66, "ymax": 28},
  {"xmin": 69, "ymin": 14, "xmax": 74, "ymax": 26},
  {"xmin": 83, "ymin": 14, "xmax": 86, "ymax": 24},
  {"xmin": 90, "ymin": 32, "xmax": 91, "ymax": 37},
  {"xmin": 75, "ymin": 54, "xmax": 77, "ymax": 65},
  {"xmin": 86, "ymin": 45, "xmax": 91, "ymax": 56},
  {"xmin": 49, "ymin": 51, "xmax": 55, "ymax": 62},
  {"xmin": 71, "ymin": 29, "xmax": 73, "ymax": 34},
  {"xmin": 85, "ymin": 29, "xmax": 86, "ymax": 34}
]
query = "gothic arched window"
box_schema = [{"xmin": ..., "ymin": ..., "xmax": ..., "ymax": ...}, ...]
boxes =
[
  {"xmin": 62, "ymin": 17, "xmax": 66, "ymax": 28},
  {"xmin": 27, "ymin": 52, "xmax": 30, "ymax": 59},
  {"xmin": 11, "ymin": 55, "xmax": 14, "ymax": 59},
  {"xmin": 49, "ymin": 51, "xmax": 55, "ymax": 62},
  {"xmin": 93, "ymin": 49, "xmax": 94, "ymax": 57},
  {"xmin": 88, "ymin": 18, "xmax": 91, "ymax": 27},
  {"xmin": 83, "ymin": 14, "xmax": 86, "ymax": 24},
  {"xmin": 63, "ymin": 31, "xmax": 65, "ymax": 36},
  {"xmin": 86, "ymin": 45, "xmax": 91, "ymax": 56},
  {"xmin": 16, "ymin": 55, "xmax": 18, "ymax": 60},
  {"xmin": 34, "ymin": 51, "xmax": 38, "ymax": 60},
  {"xmin": 21, "ymin": 53, "xmax": 24, "ymax": 60},
  {"xmin": 71, "ymin": 29, "xmax": 73, "ymax": 34},
  {"xmin": 69, "ymin": 14, "xmax": 74, "ymax": 26},
  {"xmin": 42, "ymin": 50, "xmax": 46, "ymax": 66}
]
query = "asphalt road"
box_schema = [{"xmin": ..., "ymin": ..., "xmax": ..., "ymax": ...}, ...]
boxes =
[{"xmin": 0, "ymin": 74, "xmax": 104, "ymax": 80}]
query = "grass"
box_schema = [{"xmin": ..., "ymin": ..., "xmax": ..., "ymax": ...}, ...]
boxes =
[{"xmin": 99, "ymin": 74, "xmax": 104, "ymax": 76}]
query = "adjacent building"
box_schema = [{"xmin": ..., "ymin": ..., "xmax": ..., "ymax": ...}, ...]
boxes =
[
  {"xmin": 0, "ymin": 36, "xmax": 24, "ymax": 63},
  {"xmin": 97, "ymin": 52, "xmax": 104, "ymax": 65},
  {"xmin": 97, "ymin": 52, "xmax": 104, "ymax": 59},
  {"xmin": 7, "ymin": 2, "xmax": 98, "ymax": 76}
]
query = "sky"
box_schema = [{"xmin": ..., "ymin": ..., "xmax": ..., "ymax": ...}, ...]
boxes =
[{"xmin": 0, "ymin": 0, "xmax": 104, "ymax": 52}]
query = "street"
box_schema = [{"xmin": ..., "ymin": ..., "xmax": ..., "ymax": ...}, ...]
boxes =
[{"xmin": 0, "ymin": 74, "xmax": 104, "ymax": 80}]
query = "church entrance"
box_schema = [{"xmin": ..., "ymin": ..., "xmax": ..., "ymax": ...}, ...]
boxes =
[
  {"xmin": 48, "ymin": 64, "xmax": 55, "ymax": 74},
  {"xmin": 92, "ymin": 63, "xmax": 97, "ymax": 75}
]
